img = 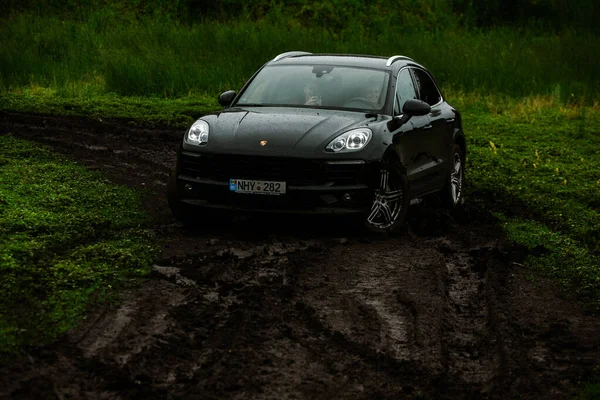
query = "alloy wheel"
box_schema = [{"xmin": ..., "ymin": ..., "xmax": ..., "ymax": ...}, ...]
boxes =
[
  {"xmin": 366, "ymin": 168, "xmax": 404, "ymax": 229},
  {"xmin": 450, "ymin": 152, "xmax": 463, "ymax": 204}
]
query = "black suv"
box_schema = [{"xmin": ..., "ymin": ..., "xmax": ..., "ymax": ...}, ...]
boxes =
[{"xmin": 168, "ymin": 52, "xmax": 466, "ymax": 234}]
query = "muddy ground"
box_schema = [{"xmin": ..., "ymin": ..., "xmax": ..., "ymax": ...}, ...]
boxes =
[{"xmin": 0, "ymin": 111, "xmax": 599, "ymax": 399}]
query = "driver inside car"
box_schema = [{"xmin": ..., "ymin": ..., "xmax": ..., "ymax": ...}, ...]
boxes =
[
  {"xmin": 304, "ymin": 82, "xmax": 322, "ymax": 106},
  {"xmin": 363, "ymin": 75, "xmax": 384, "ymax": 106},
  {"xmin": 365, "ymin": 86, "xmax": 382, "ymax": 105}
]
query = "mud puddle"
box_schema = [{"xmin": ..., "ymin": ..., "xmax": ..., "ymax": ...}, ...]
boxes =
[{"xmin": 1, "ymin": 112, "xmax": 599, "ymax": 399}]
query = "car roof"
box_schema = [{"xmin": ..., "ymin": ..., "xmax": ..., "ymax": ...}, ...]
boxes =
[{"xmin": 269, "ymin": 52, "xmax": 423, "ymax": 70}]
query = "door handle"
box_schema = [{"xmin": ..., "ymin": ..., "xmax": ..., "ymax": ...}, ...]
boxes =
[
  {"xmin": 445, "ymin": 118, "xmax": 455, "ymax": 123},
  {"xmin": 423, "ymin": 124, "xmax": 433, "ymax": 131}
]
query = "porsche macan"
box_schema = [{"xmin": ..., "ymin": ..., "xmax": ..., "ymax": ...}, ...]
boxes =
[{"xmin": 168, "ymin": 52, "xmax": 466, "ymax": 233}]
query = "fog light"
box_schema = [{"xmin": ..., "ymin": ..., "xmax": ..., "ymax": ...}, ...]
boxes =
[
  {"xmin": 320, "ymin": 194, "xmax": 338, "ymax": 205},
  {"xmin": 343, "ymin": 193, "xmax": 352, "ymax": 201},
  {"xmin": 184, "ymin": 184, "xmax": 193, "ymax": 193}
]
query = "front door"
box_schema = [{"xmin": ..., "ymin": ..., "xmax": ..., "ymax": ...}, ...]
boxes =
[
  {"xmin": 411, "ymin": 68, "xmax": 450, "ymax": 190},
  {"xmin": 390, "ymin": 67, "xmax": 443, "ymax": 197}
]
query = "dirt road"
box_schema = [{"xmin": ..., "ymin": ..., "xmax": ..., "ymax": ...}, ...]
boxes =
[{"xmin": 1, "ymin": 111, "xmax": 598, "ymax": 399}]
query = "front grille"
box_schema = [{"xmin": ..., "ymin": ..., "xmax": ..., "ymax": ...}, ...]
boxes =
[{"xmin": 180, "ymin": 153, "xmax": 364, "ymax": 186}]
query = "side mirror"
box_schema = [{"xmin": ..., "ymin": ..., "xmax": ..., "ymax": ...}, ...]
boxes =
[
  {"xmin": 389, "ymin": 99, "xmax": 432, "ymax": 137},
  {"xmin": 402, "ymin": 99, "xmax": 431, "ymax": 116},
  {"xmin": 218, "ymin": 90, "xmax": 237, "ymax": 107}
]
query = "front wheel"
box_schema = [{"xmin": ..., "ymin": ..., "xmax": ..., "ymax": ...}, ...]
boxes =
[
  {"xmin": 363, "ymin": 162, "xmax": 410, "ymax": 235},
  {"xmin": 440, "ymin": 144, "xmax": 465, "ymax": 207}
]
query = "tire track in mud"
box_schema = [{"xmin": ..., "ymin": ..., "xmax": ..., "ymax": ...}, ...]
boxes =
[
  {"xmin": 292, "ymin": 225, "xmax": 510, "ymax": 398},
  {"xmin": 2, "ymin": 112, "xmax": 600, "ymax": 399},
  {"xmin": 155, "ymin": 235, "xmax": 435, "ymax": 399},
  {"xmin": 0, "ymin": 111, "xmax": 179, "ymax": 197},
  {"xmin": 4, "ymin": 229, "xmax": 504, "ymax": 399},
  {"xmin": 440, "ymin": 238, "xmax": 506, "ymax": 397}
]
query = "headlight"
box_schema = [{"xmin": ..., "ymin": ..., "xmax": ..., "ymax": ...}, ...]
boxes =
[
  {"xmin": 185, "ymin": 120, "xmax": 209, "ymax": 146},
  {"xmin": 326, "ymin": 128, "xmax": 372, "ymax": 153}
]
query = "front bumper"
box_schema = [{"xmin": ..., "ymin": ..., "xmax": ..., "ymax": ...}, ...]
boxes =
[{"xmin": 175, "ymin": 151, "xmax": 378, "ymax": 214}]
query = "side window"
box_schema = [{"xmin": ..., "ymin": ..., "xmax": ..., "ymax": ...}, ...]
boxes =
[
  {"xmin": 394, "ymin": 68, "xmax": 417, "ymax": 115},
  {"xmin": 412, "ymin": 69, "xmax": 441, "ymax": 106}
]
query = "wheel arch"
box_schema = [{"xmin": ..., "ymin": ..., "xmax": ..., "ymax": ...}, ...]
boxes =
[
  {"xmin": 381, "ymin": 146, "xmax": 406, "ymax": 173},
  {"xmin": 453, "ymin": 130, "xmax": 466, "ymax": 155}
]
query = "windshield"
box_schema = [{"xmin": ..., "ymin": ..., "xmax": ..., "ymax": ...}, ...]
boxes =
[{"xmin": 235, "ymin": 65, "xmax": 390, "ymax": 112}]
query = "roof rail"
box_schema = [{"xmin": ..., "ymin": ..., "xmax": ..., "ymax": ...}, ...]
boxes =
[
  {"xmin": 272, "ymin": 51, "xmax": 312, "ymax": 62},
  {"xmin": 385, "ymin": 55, "xmax": 414, "ymax": 67}
]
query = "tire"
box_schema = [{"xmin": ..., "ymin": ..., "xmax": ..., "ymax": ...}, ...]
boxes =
[
  {"xmin": 363, "ymin": 160, "xmax": 410, "ymax": 235},
  {"xmin": 440, "ymin": 143, "xmax": 465, "ymax": 207}
]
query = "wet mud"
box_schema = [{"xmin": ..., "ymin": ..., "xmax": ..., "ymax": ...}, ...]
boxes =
[{"xmin": 1, "ymin": 111, "xmax": 599, "ymax": 399}]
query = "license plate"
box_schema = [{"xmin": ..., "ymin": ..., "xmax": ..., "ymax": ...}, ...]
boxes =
[{"xmin": 229, "ymin": 179, "xmax": 286, "ymax": 195}]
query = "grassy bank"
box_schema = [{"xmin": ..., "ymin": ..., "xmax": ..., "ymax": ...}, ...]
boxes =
[
  {"xmin": 0, "ymin": 88, "xmax": 217, "ymax": 128},
  {"xmin": 2, "ymin": 90, "xmax": 598, "ymax": 308},
  {"xmin": 0, "ymin": 13, "xmax": 599, "ymax": 102},
  {"xmin": 455, "ymin": 94, "xmax": 600, "ymax": 304},
  {"xmin": 0, "ymin": 136, "xmax": 156, "ymax": 356}
]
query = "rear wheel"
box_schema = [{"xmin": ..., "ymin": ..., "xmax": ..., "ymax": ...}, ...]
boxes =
[
  {"xmin": 440, "ymin": 144, "xmax": 465, "ymax": 207},
  {"xmin": 363, "ymin": 161, "xmax": 410, "ymax": 235}
]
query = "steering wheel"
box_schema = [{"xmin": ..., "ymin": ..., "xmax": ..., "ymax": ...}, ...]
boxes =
[{"xmin": 343, "ymin": 97, "xmax": 374, "ymax": 108}]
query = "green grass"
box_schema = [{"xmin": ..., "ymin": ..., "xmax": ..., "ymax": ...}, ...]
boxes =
[
  {"xmin": 576, "ymin": 366, "xmax": 600, "ymax": 400},
  {"xmin": 457, "ymin": 94, "xmax": 600, "ymax": 304},
  {"xmin": 577, "ymin": 384, "xmax": 600, "ymax": 400},
  {"xmin": 0, "ymin": 88, "xmax": 218, "ymax": 128},
  {"xmin": 0, "ymin": 136, "xmax": 157, "ymax": 356},
  {"xmin": 0, "ymin": 13, "xmax": 599, "ymax": 102}
]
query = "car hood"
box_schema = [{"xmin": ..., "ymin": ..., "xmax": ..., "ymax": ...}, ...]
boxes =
[{"xmin": 192, "ymin": 107, "xmax": 381, "ymax": 158}]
